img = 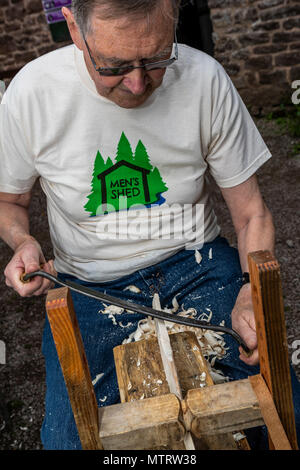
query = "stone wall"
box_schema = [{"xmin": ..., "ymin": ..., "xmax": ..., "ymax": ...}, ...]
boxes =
[
  {"xmin": 0, "ymin": 0, "xmax": 71, "ymax": 83},
  {"xmin": 0, "ymin": 0, "xmax": 299, "ymax": 114},
  {"xmin": 208, "ymin": 0, "xmax": 300, "ymax": 114}
]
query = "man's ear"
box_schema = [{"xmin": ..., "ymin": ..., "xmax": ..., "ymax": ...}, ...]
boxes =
[{"xmin": 62, "ymin": 7, "xmax": 84, "ymax": 51}]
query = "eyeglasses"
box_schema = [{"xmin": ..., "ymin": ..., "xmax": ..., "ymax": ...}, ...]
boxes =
[{"xmin": 83, "ymin": 32, "xmax": 178, "ymax": 77}]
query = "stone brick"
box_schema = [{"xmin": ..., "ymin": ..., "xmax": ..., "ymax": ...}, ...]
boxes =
[
  {"xmin": 290, "ymin": 66, "xmax": 300, "ymax": 82},
  {"xmin": 234, "ymin": 7, "xmax": 258, "ymax": 24},
  {"xmin": 283, "ymin": 17, "xmax": 300, "ymax": 30},
  {"xmin": 231, "ymin": 48, "xmax": 250, "ymax": 61},
  {"xmin": 257, "ymin": 0, "xmax": 284, "ymax": 9},
  {"xmin": 214, "ymin": 37, "xmax": 239, "ymax": 54},
  {"xmin": 24, "ymin": 0, "xmax": 43, "ymax": 14},
  {"xmin": 259, "ymin": 69, "xmax": 287, "ymax": 85},
  {"xmin": 275, "ymin": 51, "xmax": 300, "ymax": 67},
  {"xmin": 244, "ymin": 55, "xmax": 271, "ymax": 70},
  {"xmin": 5, "ymin": 6, "xmax": 25, "ymax": 22},
  {"xmin": 252, "ymin": 20, "xmax": 280, "ymax": 32},
  {"xmin": 260, "ymin": 5, "xmax": 300, "ymax": 22},
  {"xmin": 13, "ymin": 50, "xmax": 37, "ymax": 63},
  {"xmin": 290, "ymin": 42, "xmax": 300, "ymax": 50},
  {"xmin": 273, "ymin": 31, "xmax": 300, "ymax": 43},
  {"xmin": 253, "ymin": 43, "xmax": 287, "ymax": 54},
  {"xmin": 238, "ymin": 32, "xmax": 270, "ymax": 47},
  {"xmin": 0, "ymin": 35, "xmax": 16, "ymax": 54}
]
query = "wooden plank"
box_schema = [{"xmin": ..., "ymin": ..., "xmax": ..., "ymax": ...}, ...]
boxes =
[
  {"xmin": 113, "ymin": 331, "xmax": 213, "ymax": 403},
  {"xmin": 186, "ymin": 377, "xmax": 264, "ymax": 437},
  {"xmin": 98, "ymin": 393, "xmax": 185, "ymax": 450},
  {"xmin": 153, "ymin": 294, "xmax": 183, "ymax": 399},
  {"xmin": 249, "ymin": 375, "xmax": 292, "ymax": 450},
  {"xmin": 248, "ymin": 251, "xmax": 298, "ymax": 450},
  {"xmin": 46, "ymin": 287, "xmax": 103, "ymax": 450},
  {"xmin": 113, "ymin": 333, "xmax": 170, "ymax": 403},
  {"xmin": 152, "ymin": 294, "xmax": 195, "ymax": 450}
]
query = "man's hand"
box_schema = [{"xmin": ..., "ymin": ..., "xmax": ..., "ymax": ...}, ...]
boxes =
[
  {"xmin": 4, "ymin": 237, "xmax": 57, "ymax": 297},
  {"xmin": 231, "ymin": 283, "xmax": 259, "ymax": 365}
]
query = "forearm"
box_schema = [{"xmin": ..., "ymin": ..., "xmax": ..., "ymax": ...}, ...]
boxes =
[
  {"xmin": 0, "ymin": 201, "xmax": 34, "ymax": 251},
  {"xmin": 236, "ymin": 204, "xmax": 275, "ymax": 273}
]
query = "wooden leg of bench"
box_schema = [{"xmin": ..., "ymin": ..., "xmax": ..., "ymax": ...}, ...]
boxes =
[
  {"xmin": 248, "ymin": 251, "xmax": 298, "ymax": 450},
  {"xmin": 46, "ymin": 287, "xmax": 103, "ymax": 450}
]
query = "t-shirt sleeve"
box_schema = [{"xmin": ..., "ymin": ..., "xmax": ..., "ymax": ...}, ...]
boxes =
[
  {"xmin": 206, "ymin": 77, "xmax": 272, "ymax": 188},
  {"xmin": 0, "ymin": 97, "xmax": 38, "ymax": 194}
]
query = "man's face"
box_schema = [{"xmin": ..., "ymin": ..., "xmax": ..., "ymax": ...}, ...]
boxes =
[{"xmin": 82, "ymin": 3, "xmax": 174, "ymax": 108}]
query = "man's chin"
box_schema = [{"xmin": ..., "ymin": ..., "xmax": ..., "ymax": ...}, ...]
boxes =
[{"xmin": 115, "ymin": 89, "xmax": 153, "ymax": 108}]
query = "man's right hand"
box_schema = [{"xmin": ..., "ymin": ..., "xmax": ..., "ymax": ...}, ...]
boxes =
[{"xmin": 4, "ymin": 237, "xmax": 56, "ymax": 297}]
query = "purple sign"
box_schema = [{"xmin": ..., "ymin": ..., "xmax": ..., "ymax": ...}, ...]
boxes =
[
  {"xmin": 43, "ymin": 0, "xmax": 72, "ymax": 11},
  {"xmin": 46, "ymin": 10, "xmax": 65, "ymax": 24}
]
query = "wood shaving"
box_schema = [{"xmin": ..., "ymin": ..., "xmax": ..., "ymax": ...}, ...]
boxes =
[
  {"xmin": 199, "ymin": 372, "xmax": 206, "ymax": 382},
  {"xmin": 123, "ymin": 285, "xmax": 141, "ymax": 293},
  {"xmin": 209, "ymin": 248, "xmax": 213, "ymax": 259},
  {"xmin": 195, "ymin": 249, "xmax": 202, "ymax": 264},
  {"xmin": 118, "ymin": 321, "xmax": 133, "ymax": 328},
  {"xmin": 233, "ymin": 432, "xmax": 246, "ymax": 442},
  {"xmin": 109, "ymin": 314, "xmax": 117, "ymax": 325},
  {"xmin": 92, "ymin": 373, "xmax": 104, "ymax": 386},
  {"xmin": 100, "ymin": 304, "xmax": 124, "ymax": 315},
  {"xmin": 99, "ymin": 396, "xmax": 107, "ymax": 403},
  {"xmin": 171, "ymin": 295, "xmax": 180, "ymax": 313}
]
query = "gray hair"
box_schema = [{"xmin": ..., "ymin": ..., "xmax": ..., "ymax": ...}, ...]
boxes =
[{"xmin": 71, "ymin": 0, "xmax": 181, "ymax": 35}]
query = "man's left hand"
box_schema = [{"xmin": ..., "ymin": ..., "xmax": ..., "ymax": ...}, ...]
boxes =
[{"xmin": 231, "ymin": 283, "xmax": 259, "ymax": 366}]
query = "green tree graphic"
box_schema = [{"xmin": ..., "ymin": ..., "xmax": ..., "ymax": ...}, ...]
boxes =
[
  {"xmin": 84, "ymin": 151, "xmax": 113, "ymax": 216},
  {"xmin": 84, "ymin": 133, "xmax": 169, "ymax": 216},
  {"xmin": 134, "ymin": 140, "xmax": 153, "ymax": 170},
  {"xmin": 148, "ymin": 167, "xmax": 168, "ymax": 202},
  {"xmin": 115, "ymin": 132, "xmax": 134, "ymax": 164}
]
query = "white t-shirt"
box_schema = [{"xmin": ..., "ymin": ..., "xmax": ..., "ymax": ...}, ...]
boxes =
[{"xmin": 0, "ymin": 44, "xmax": 271, "ymax": 282}]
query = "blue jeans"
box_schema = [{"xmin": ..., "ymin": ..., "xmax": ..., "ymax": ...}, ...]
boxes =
[{"xmin": 41, "ymin": 236, "xmax": 300, "ymax": 450}]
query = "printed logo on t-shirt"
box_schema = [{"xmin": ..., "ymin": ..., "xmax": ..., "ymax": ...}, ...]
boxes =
[{"xmin": 84, "ymin": 132, "xmax": 168, "ymax": 216}]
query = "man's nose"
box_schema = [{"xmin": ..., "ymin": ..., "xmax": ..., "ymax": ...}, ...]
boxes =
[{"xmin": 122, "ymin": 67, "xmax": 147, "ymax": 95}]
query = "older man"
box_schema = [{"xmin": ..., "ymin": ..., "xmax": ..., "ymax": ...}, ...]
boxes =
[{"xmin": 0, "ymin": 0, "xmax": 298, "ymax": 449}]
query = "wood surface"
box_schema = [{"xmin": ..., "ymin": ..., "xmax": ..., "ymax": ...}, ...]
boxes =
[
  {"xmin": 186, "ymin": 376, "xmax": 264, "ymax": 437},
  {"xmin": 114, "ymin": 330, "xmax": 247, "ymax": 450},
  {"xmin": 248, "ymin": 251, "xmax": 298, "ymax": 450},
  {"xmin": 98, "ymin": 393, "xmax": 185, "ymax": 450},
  {"xmin": 249, "ymin": 375, "xmax": 292, "ymax": 450},
  {"xmin": 152, "ymin": 294, "xmax": 183, "ymax": 399},
  {"xmin": 152, "ymin": 294, "xmax": 195, "ymax": 450},
  {"xmin": 46, "ymin": 287, "xmax": 103, "ymax": 450}
]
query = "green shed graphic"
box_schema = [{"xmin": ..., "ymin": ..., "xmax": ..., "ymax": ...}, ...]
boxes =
[{"xmin": 84, "ymin": 133, "xmax": 168, "ymax": 216}]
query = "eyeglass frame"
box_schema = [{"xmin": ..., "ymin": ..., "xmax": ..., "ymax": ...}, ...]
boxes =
[{"xmin": 83, "ymin": 31, "xmax": 178, "ymax": 77}]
